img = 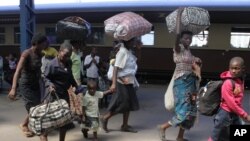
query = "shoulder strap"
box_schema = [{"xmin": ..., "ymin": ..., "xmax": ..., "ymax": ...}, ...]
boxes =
[{"xmin": 229, "ymin": 79, "xmax": 235, "ymax": 90}]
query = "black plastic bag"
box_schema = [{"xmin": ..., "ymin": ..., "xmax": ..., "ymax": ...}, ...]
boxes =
[{"xmin": 56, "ymin": 16, "xmax": 91, "ymax": 40}]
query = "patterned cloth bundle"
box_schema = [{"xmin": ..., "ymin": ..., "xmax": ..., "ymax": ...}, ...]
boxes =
[{"xmin": 104, "ymin": 12, "xmax": 152, "ymax": 41}]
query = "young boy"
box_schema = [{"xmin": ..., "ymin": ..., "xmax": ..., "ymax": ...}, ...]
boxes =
[
  {"xmin": 208, "ymin": 56, "xmax": 250, "ymax": 141},
  {"xmin": 81, "ymin": 80, "xmax": 112, "ymax": 141}
]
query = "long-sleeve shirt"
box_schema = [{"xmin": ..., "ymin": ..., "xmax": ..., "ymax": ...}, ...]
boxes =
[
  {"xmin": 220, "ymin": 71, "xmax": 247, "ymax": 119},
  {"xmin": 44, "ymin": 57, "xmax": 77, "ymax": 101}
]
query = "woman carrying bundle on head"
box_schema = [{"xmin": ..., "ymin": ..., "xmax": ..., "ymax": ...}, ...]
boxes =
[{"xmin": 101, "ymin": 12, "xmax": 152, "ymax": 133}]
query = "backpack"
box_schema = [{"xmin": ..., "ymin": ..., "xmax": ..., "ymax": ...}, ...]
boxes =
[{"xmin": 197, "ymin": 79, "xmax": 235, "ymax": 116}]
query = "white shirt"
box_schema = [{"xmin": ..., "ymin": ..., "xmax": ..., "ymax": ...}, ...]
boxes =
[
  {"xmin": 114, "ymin": 44, "xmax": 138, "ymax": 84},
  {"xmin": 82, "ymin": 91, "xmax": 103, "ymax": 117},
  {"xmin": 84, "ymin": 54, "xmax": 100, "ymax": 78}
]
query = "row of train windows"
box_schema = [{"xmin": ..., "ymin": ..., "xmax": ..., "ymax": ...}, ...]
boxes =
[{"xmin": 0, "ymin": 27, "xmax": 249, "ymax": 48}]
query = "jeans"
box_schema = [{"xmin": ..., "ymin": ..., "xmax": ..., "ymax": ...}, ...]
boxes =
[{"xmin": 211, "ymin": 108, "xmax": 242, "ymax": 141}]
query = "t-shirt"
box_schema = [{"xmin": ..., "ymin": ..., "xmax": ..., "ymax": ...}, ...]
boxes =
[
  {"xmin": 114, "ymin": 44, "xmax": 137, "ymax": 84},
  {"xmin": 82, "ymin": 91, "xmax": 103, "ymax": 117}
]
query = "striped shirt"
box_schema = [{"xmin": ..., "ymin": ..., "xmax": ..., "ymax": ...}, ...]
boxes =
[{"xmin": 173, "ymin": 44, "xmax": 195, "ymax": 79}]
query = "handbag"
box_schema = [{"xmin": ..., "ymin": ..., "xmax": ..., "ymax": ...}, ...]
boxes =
[
  {"xmin": 164, "ymin": 72, "xmax": 175, "ymax": 112},
  {"xmin": 166, "ymin": 7, "xmax": 210, "ymax": 35},
  {"xmin": 28, "ymin": 93, "xmax": 73, "ymax": 135}
]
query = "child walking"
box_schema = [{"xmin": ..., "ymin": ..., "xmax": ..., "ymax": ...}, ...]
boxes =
[
  {"xmin": 81, "ymin": 80, "xmax": 112, "ymax": 141},
  {"xmin": 208, "ymin": 56, "xmax": 250, "ymax": 141}
]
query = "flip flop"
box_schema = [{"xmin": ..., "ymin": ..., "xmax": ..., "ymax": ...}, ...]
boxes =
[
  {"xmin": 157, "ymin": 125, "xmax": 166, "ymax": 141},
  {"xmin": 19, "ymin": 124, "xmax": 34, "ymax": 137}
]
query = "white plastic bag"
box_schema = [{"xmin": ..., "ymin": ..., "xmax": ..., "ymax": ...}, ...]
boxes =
[{"xmin": 164, "ymin": 73, "xmax": 175, "ymax": 112}]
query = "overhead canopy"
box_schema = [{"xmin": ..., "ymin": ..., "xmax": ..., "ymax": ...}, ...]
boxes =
[
  {"xmin": 1, "ymin": 0, "xmax": 250, "ymax": 14},
  {"xmin": 1, "ymin": 0, "xmax": 250, "ymax": 24}
]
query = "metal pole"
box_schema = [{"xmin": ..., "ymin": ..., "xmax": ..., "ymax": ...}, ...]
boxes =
[{"xmin": 20, "ymin": 0, "xmax": 35, "ymax": 52}]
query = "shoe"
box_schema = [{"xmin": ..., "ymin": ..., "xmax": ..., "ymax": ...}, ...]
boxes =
[
  {"xmin": 157, "ymin": 125, "xmax": 166, "ymax": 141},
  {"xmin": 100, "ymin": 117, "xmax": 109, "ymax": 133},
  {"xmin": 121, "ymin": 125, "xmax": 138, "ymax": 133}
]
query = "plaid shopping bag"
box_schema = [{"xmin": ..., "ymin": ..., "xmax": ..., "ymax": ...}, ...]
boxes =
[{"xmin": 28, "ymin": 93, "xmax": 73, "ymax": 135}]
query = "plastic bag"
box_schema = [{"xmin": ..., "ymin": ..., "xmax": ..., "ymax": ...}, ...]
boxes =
[{"xmin": 164, "ymin": 73, "xmax": 175, "ymax": 112}]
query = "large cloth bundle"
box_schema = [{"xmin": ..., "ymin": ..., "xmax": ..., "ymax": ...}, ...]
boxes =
[
  {"xmin": 166, "ymin": 7, "xmax": 210, "ymax": 35},
  {"xmin": 28, "ymin": 93, "xmax": 73, "ymax": 135},
  {"xmin": 56, "ymin": 16, "xmax": 91, "ymax": 40},
  {"xmin": 104, "ymin": 12, "xmax": 152, "ymax": 41}
]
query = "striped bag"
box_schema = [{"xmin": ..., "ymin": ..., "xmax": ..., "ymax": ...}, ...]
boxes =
[
  {"xmin": 166, "ymin": 7, "xmax": 210, "ymax": 35},
  {"xmin": 28, "ymin": 93, "xmax": 73, "ymax": 135}
]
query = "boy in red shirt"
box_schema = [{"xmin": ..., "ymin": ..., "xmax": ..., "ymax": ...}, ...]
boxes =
[{"xmin": 208, "ymin": 57, "xmax": 250, "ymax": 141}]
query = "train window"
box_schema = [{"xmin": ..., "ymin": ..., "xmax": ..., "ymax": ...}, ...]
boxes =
[
  {"xmin": 141, "ymin": 31, "xmax": 154, "ymax": 46},
  {"xmin": 231, "ymin": 27, "xmax": 250, "ymax": 48},
  {"xmin": 45, "ymin": 27, "xmax": 59, "ymax": 44},
  {"xmin": 14, "ymin": 27, "xmax": 20, "ymax": 44},
  {"xmin": 86, "ymin": 27, "xmax": 104, "ymax": 45},
  {"xmin": 0, "ymin": 27, "xmax": 5, "ymax": 44},
  {"xmin": 190, "ymin": 30, "xmax": 209, "ymax": 48}
]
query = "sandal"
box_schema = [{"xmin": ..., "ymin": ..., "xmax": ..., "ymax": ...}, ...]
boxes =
[
  {"xmin": 19, "ymin": 124, "xmax": 34, "ymax": 137},
  {"xmin": 121, "ymin": 125, "xmax": 138, "ymax": 133},
  {"xmin": 157, "ymin": 125, "xmax": 166, "ymax": 141}
]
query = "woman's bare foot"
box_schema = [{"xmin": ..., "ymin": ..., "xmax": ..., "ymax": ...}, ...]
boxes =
[{"xmin": 19, "ymin": 124, "xmax": 34, "ymax": 137}]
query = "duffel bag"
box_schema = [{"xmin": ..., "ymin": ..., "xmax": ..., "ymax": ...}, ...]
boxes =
[
  {"xmin": 28, "ymin": 93, "xmax": 73, "ymax": 135},
  {"xmin": 166, "ymin": 7, "xmax": 210, "ymax": 35},
  {"xmin": 104, "ymin": 12, "xmax": 152, "ymax": 41},
  {"xmin": 56, "ymin": 16, "xmax": 91, "ymax": 40}
]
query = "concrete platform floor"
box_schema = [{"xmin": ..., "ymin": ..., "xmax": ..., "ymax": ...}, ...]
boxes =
[{"xmin": 1, "ymin": 84, "xmax": 250, "ymax": 141}]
